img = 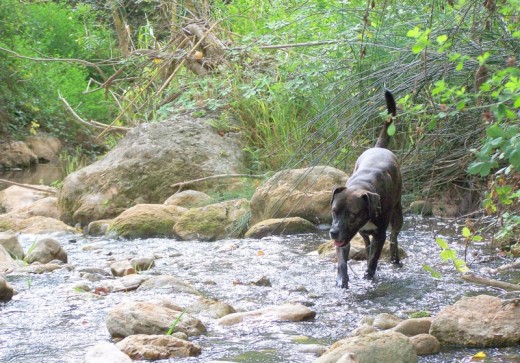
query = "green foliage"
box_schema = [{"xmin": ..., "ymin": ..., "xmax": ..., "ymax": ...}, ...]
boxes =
[
  {"xmin": 409, "ymin": 311, "xmax": 431, "ymax": 318},
  {"xmin": 423, "ymin": 236, "xmax": 471, "ymax": 278},
  {"xmin": 166, "ymin": 310, "xmax": 185, "ymax": 335},
  {"xmin": 0, "ymin": 0, "xmax": 114, "ymax": 141}
]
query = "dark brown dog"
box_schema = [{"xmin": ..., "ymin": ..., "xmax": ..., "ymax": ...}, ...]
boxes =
[{"xmin": 329, "ymin": 90, "xmax": 403, "ymax": 288}]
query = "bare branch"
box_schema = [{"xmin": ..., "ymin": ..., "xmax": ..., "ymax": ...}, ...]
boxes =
[
  {"xmin": 461, "ymin": 272, "xmax": 520, "ymax": 292},
  {"xmin": 481, "ymin": 259, "xmax": 520, "ymax": 275},
  {"xmin": 58, "ymin": 93, "xmax": 130, "ymax": 132},
  {"xmin": 0, "ymin": 179, "xmax": 56, "ymax": 194},
  {"xmin": 0, "ymin": 46, "xmax": 106, "ymax": 80},
  {"xmin": 171, "ymin": 173, "xmax": 266, "ymax": 193}
]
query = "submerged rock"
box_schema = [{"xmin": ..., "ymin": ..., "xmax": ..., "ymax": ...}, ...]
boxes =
[
  {"xmin": 0, "ymin": 231, "xmax": 23, "ymax": 260},
  {"xmin": 116, "ymin": 334, "xmax": 201, "ymax": 360},
  {"xmin": 314, "ymin": 331, "xmax": 417, "ymax": 363},
  {"xmin": 218, "ymin": 303, "xmax": 316, "ymax": 326},
  {"xmin": 372, "ymin": 313, "xmax": 403, "ymax": 330},
  {"xmin": 392, "ymin": 317, "xmax": 432, "ymax": 337},
  {"xmin": 0, "ymin": 275, "xmax": 14, "ymax": 301},
  {"xmin": 409, "ymin": 334, "xmax": 440, "ymax": 356},
  {"xmin": 430, "ymin": 294, "xmax": 520, "ymax": 347},
  {"xmin": 85, "ymin": 342, "xmax": 132, "ymax": 363},
  {"xmin": 106, "ymin": 301, "xmax": 207, "ymax": 339},
  {"xmin": 317, "ymin": 235, "xmax": 407, "ymax": 261},
  {"xmin": 0, "ymin": 245, "xmax": 17, "ymax": 272},
  {"xmin": 136, "ymin": 275, "xmax": 201, "ymax": 295},
  {"xmin": 24, "ymin": 237, "xmax": 67, "ymax": 264}
]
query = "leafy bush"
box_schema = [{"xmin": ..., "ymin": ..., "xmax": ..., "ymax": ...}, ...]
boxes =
[{"xmin": 0, "ymin": 0, "xmax": 114, "ymax": 141}]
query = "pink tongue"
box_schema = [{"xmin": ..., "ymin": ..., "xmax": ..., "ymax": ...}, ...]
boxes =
[{"xmin": 334, "ymin": 241, "xmax": 346, "ymax": 247}]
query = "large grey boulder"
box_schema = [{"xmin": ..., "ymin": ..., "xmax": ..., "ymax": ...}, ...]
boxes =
[
  {"xmin": 429, "ymin": 294, "xmax": 520, "ymax": 347},
  {"xmin": 250, "ymin": 166, "xmax": 348, "ymax": 225},
  {"xmin": 314, "ymin": 331, "xmax": 417, "ymax": 363},
  {"xmin": 58, "ymin": 115, "xmax": 246, "ymax": 226}
]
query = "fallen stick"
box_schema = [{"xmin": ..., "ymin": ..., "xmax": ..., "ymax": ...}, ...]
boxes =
[
  {"xmin": 171, "ymin": 173, "xmax": 266, "ymax": 193},
  {"xmin": 481, "ymin": 259, "xmax": 520, "ymax": 275},
  {"xmin": 0, "ymin": 178, "xmax": 56, "ymax": 194},
  {"xmin": 461, "ymin": 272, "xmax": 520, "ymax": 292}
]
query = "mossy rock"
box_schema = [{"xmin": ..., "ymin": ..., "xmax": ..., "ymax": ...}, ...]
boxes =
[
  {"xmin": 245, "ymin": 217, "xmax": 316, "ymax": 238},
  {"xmin": 108, "ymin": 204, "xmax": 187, "ymax": 239},
  {"xmin": 173, "ymin": 199, "xmax": 250, "ymax": 241},
  {"xmin": 163, "ymin": 190, "xmax": 213, "ymax": 208}
]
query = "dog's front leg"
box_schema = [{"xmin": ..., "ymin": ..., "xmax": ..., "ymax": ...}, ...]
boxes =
[
  {"xmin": 336, "ymin": 244, "xmax": 350, "ymax": 289},
  {"xmin": 364, "ymin": 230, "xmax": 386, "ymax": 279}
]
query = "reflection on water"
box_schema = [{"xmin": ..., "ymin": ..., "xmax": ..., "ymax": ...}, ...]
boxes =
[
  {"xmin": 1, "ymin": 218, "xmax": 519, "ymax": 363},
  {"xmin": 0, "ymin": 163, "xmax": 65, "ymax": 190}
]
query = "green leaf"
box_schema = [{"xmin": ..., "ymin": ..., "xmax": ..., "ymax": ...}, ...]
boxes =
[
  {"xmin": 510, "ymin": 149, "xmax": 520, "ymax": 169},
  {"xmin": 441, "ymin": 249, "xmax": 457, "ymax": 261},
  {"xmin": 387, "ymin": 122, "xmax": 396, "ymax": 136},
  {"xmin": 435, "ymin": 238, "xmax": 449, "ymax": 249},
  {"xmin": 471, "ymin": 235, "xmax": 483, "ymax": 242},
  {"xmin": 412, "ymin": 44, "xmax": 424, "ymax": 54},
  {"xmin": 422, "ymin": 264, "xmax": 442, "ymax": 279},
  {"xmin": 486, "ymin": 124, "xmax": 505, "ymax": 138},
  {"xmin": 407, "ymin": 27, "xmax": 421, "ymax": 38},
  {"xmin": 436, "ymin": 34, "xmax": 448, "ymax": 44},
  {"xmin": 453, "ymin": 259, "xmax": 470, "ymax": 273},
  {"xmin": 462, "ymin": 227, "xmax": 471, "ymax": 238}
]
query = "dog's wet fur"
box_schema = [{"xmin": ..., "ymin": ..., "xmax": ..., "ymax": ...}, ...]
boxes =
[{"xmin": 329, "ymin": 90, "xmax": 403, "ymax": 289}]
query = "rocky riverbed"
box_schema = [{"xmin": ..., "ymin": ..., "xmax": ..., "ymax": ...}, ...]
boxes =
[{"xmin": 1, "ymin": 217, "xmax": 520, "ymax": 363}]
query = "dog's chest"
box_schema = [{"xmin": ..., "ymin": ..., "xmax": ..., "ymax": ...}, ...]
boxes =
[{"xmin": 360, "ymin": 221, "xmax": 377, "ymax": 232}]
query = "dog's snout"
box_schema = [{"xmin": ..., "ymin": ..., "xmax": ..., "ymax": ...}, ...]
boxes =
[{"xmin": 329, "ymin": 228, "xmax": 339, "ymax": 240}]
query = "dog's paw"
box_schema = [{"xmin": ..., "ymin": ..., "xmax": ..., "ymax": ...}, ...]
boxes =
[
  {"xmin": 363, "ymin": 270, "xmax": 375, "ymax": 280},
  {"xmin": 336, "ymin": 276, "xmax": 349, "ymax": 289},
  {"xmin": 391, "ymin": 259, "xmax": 403, "ymax": 267}
]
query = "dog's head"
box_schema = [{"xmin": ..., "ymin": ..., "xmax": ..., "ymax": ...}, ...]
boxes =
[{"xmin": 329, "ymin": 186, "xmax": 381, "ymax": 247}]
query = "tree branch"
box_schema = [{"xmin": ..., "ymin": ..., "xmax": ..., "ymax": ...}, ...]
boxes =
[
  {"xmin": 0, "ymin": 46, "xmax": 106, "ymax": 80},
  {"xmin": 171, "ymin": 173, "xmax": 266, "ymax": 193},
  {"xmin": 58, "ymin": 92, "xmax": 129, "ymax": 132},
  {"xmin": 0, "ymin": 179, "xmax": 56, "ymax": 194},
  {"xmin": 481, "ymin": 259, "xmax": 520, "ymax": 275},
  {"xmin": 461, "ymin": 272, "xmax": 520, "ymax": 292}
]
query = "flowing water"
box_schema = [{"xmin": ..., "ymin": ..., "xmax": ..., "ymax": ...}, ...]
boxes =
[{"xmin": 1, "ymin": 217, "xmax": 519, "ymax": 363}]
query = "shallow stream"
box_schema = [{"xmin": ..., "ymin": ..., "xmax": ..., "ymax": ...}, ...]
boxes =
[{"xmin": 1, "ymin": 217, "xmax": 520, "ymax": 363}]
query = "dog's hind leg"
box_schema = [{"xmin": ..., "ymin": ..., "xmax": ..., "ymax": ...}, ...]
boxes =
[{"xmin": 389, "ymin": 203, "xmax": 403, "ymax": 266}]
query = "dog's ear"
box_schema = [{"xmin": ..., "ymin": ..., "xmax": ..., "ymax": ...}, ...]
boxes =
[
  {"xmin": 363, "ymin": 192, "xmax": 381, "ymax": 220},
  {"xmin": 331, "ymin": 186, "xmax": 346, "ymax": 205}
]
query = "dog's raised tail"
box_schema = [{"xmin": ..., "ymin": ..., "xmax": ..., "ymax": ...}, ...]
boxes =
[{"xmin": 375, "ymin": 90, "xmax": 397, "ymax": 149}]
